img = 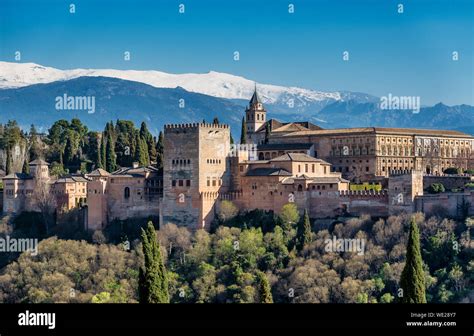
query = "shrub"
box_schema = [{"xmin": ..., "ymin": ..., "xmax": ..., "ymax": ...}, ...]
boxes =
[
  {"xmin": 443, "ymin": 167, "xmax": 460, "ymax": 175},
  {"xmin": 427, "ymin": 183, "xmax": 445, "ymax": 194}
]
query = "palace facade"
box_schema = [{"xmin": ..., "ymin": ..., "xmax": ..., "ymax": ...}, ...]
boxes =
[{"xmin": 2, "ymin": 88, "xmax": 474, "ymax": 231}]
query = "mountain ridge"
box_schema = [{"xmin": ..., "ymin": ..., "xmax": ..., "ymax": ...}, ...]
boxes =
[{"xmin": 0, "ymin": 75, "xmax": 472, "ymax": 136}]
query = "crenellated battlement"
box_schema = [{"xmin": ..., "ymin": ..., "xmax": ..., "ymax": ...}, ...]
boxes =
[
  {"xmin": 164, "ymin": 122, "xmax": 229, "ymax": 130},
  {"xmin": 389, "ymin": 169, "xmax": 422, "ymax": 176},
  {"xmin": 338, "ymin": 189, "xmax": 387, "ymax": 197}
]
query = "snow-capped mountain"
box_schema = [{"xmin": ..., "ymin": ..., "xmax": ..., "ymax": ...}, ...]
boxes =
[{"xmin": 0, "ymin": 61, "xmax": 376, "ymax": 108}]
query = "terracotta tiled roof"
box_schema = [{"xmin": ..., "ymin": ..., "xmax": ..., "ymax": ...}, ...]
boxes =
[
  {"xmin": 54, "ymin": 175, "xmax": 89, "ymax": 183},
  {"xmin": 257, "ymin": 143, "xmax": 313, "ymax": 151},
  {"xmin": 29, "ymin": 159, "xmax": 49, "ymax": 165},
  {"xmin": 272, "ymin": 123, "xmax": 310, "ymax": 133},
  {"xmin": 275, "ymin": 127, "xmax": 473, "ymax": 138},
  {"xmin": 256, "ymin": 120, "xmax": 323, "ymax": 133},
  {"xmin": 88, "ymin": 168, "xmax": 111, "ymax": 177},
  {"xmin": 2, "ymin": 172, "xmax": 32, "ymax": 180},
  {"xmin": 270, "ymin": 153, "xmax": 328, "ymax": 163},
  {"xmin": 112, "ymin": 165, "xmax": 160, "ymax": 177},
  {"xmin": 246, "ymin": 168, "xmax": 292, "ymax": 177}
]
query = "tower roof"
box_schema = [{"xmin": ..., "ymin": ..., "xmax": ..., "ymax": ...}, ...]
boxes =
[
  {"xmin": 29, "ymin": 159, "xmax": 49, "ymax": 166},
  {"xmin": 249, "ymin": 84, "xmax": 262, "ymax": 107}
]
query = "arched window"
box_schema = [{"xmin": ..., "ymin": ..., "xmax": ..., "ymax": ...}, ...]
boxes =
[
  {"xmin": 298, "ymin": 184, "xmax": 303, "ymax": 192},
  {"xmin": 124, "ymin": 187, "xmax": 130, "ymax": 199}
]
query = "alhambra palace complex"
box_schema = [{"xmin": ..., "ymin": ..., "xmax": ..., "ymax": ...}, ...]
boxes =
[{"xmin": 3, "ymin": 89, "xmax": 474, "ymax": 230}]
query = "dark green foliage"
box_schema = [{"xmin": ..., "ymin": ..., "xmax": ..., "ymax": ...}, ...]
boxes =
[
  {"xmin": 135, "ymin": 133, "xmax": 150, "ymax": 166},
  {"xmin": 139, "ymin": 222, "xmax": 169, "ymax": 303},
  {"xmin": 156, "ymin": 131, "xmax": 164, "ymax": 169},
  {"xmin": 240, "ymin": 116, "xmax": 246, "ymax": 144},
  {"xmin": 100, "ymin": 134, "xmax": 106, "ymax": 169},
  {"xmin": 296, "ymin": 209, "xmax": 312, "ymax": 252},
  {"xmin": 5, "ymin": 148, "xmax": 12, "ymax": 174},
  {"xmin": 443, "ymin": 167, "xmax": 460, "ymax": 175},
  {"xmin": 85, "ymin": 131, "xmax": 101, "ymax": 169},
  {"xmin": 0, "ymin": 212, "xmax": 472, "ymax": 303},
  {"xmin": 63, "ymin": 137, "xmax": 74, "ymax": 165},
  {"xmin": 105, "ymin": 132, "xmax": 117, "ymax": 172},
  {"xmin": 104, "ymin": 216, "xmax": 160, "ymax": 244},
  {"xmin": 256, "ymin": 271, "xmax": 273, "ymax": 303},
  {"xmin": 427, "ymin": 183, "xmax": 445, "ymax": 194},
  {"xmin": 423, "ymin": 231, "xmax": 458, "ymax": 272},
  {"xmin": 140, "ymin": 122, "xmax": 156, "ymax": 163},
  {"xmin": 28, "ymin": 124, "xmax": 41, "ymax": 160},
  {"xmin": 264, "ymin": 122, "xmax": 270, "ymax": 144},
  {"xmin": 400, "ymin": 219, "xmax": 427, "ymax": 303},
  {"xmin": 21, "ymin": 156, "xmax": 30, "ymax": 174},
  {"xmin": 218, "ymin": 209, "xmax": 277, "ymax": 234},
  {"xmin": 212, "ymin": 117, "xmax": 219, "ymax": 125}
]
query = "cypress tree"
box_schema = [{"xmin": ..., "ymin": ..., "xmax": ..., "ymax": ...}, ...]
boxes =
[
  {"xmin": 5, "ymin": 147, "xmax": 12, "ymax": 174},
  {"xmin": 230, "ymin": 134, "xmax": 234, "ymax": 145},
  {"xmin": 240, "ymin": 117, "xmax": 247, "ymax": 144},
  {"xmin": 136, "ymin": 136, "xmax": 150, "ymax": 167},
  {"xmin": 22, "ymin": 154, "xmax": 30, "ymax": 174},
  {"xmin": 256, "ymin": 271, "xmax": 273, "ymax": 303},
  {"xmin": 400, "ymin": 218, "xmax": 427, "ymax": 303},
  {"xmin": 264, "ymin": 122, "xmax": 271, "ymax": 144},
  {"xmin": 29, "ymin": 124, "xmax": 40, "ymax": 160},
  {"xmin": 156, "ymin": 131, "xmax": 164, "ymax": 169},
  {"xmin": 100, "ymin": 134, "xmax": 106, "ymax": 169},
  {"xmin": 105, "ymin": 133, "xmax": 117, "ymax": 172},
  {"xmin": 296, "ymin": 209, "xmax": 312, "ymax": 252},
  {"xmin": 63, "ymin": 137, "xmax": 74, "ymax": 166},
  {"xmin": 95, "ymin": 135, "xmax": 102, "ymax": 169},
  {"xmin": 139, "ymin": 122, "xmax": 156, "ymax": 163},
  {"xmin": 139, "ymin": 221, "xmax": 169, "ymax": 303}
]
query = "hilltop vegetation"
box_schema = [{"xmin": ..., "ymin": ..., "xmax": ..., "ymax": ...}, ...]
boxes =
[
  {"xmin": 0, "ymin": 208, "xmax": 472, "ymax": 303},
  {"xmin": 0, "ymin": 118, "xmax": 164, "ymax": 176}
]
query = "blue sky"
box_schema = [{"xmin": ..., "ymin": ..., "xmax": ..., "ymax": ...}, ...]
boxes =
[{"xmin": 0, "ymin": 0, "xmax": 473, "ymax": 105}]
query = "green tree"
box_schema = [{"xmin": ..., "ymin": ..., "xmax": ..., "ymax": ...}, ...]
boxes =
[
  {"xmin": 63, "ymin": 136, "xmax": 74, "ymax": 166},
  {"xmin": 105, "ymin": 133, "xmax": 117, "ymax": 172},
  {"xmin": 135, "ymin": 133, "xmax": 150, "ymax": 166},
  {"xmin": 140, "ymin": 122, "xmax": 156, "ymax": 163},
  {"xmin": 139, "ymin": 222, "xmax": 169, "ymax": 303},
  {"xmin": 5, "ymin": 147, "xmax": 12, "ymax": 174},
  {"xmin": 264, "ymin": 122, "xmax": 271, "ymax": 144},
  {"xmin": 29, "ymin": 124, "xmax": 41, "ymax": 160},
  {"xmin": 427, "ymin": 183, "xmax": 445, "ymax": 194},
  {"xmin": 400, "ymin": 218, "xmax": 427, "ymax": 303},
  {"xmin": 230, "ymin": 134, "xmax": 234, "ymax": 144},
  {"xmin": 256, "ymin": 271, "xmax": 273, "ymax": 303},
  {"xmin": 217, "ymin": 200, "xmax": 239, "ymax": 223},
  {"xmin": 156, "ymin": 131, "xmax": 164, "ymax": 169},
  {"xmin": 240, "ymin": 117, "xmax": 246, "ymax": 144},
  {"xmin": 279, "ymin": 203, "xmax": 300, "ymax": 231},
  {"xmin": 100, "ymin": 134, "xmax": 106, "ymax": 169},
  {"xmin": 22, "ymin": 155, "xmax": 30, "ymax": 174},
  {"xmin": 296, "ymin": 209, "xmax": 312, "ymax": 252}
]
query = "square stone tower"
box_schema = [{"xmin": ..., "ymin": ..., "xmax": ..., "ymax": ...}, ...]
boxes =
[
  {"xmin": 162, "ymin": 123, "xmax": 231, "ymax": 229},
  {"xmin": 388, "ymin": 169, "xmax": 424, "ymax": 215}
]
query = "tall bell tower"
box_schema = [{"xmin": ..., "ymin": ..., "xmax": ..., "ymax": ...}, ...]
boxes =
[{"xmin": 245, "ymin": 84, "xmax": 266, "ymax": 144}]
